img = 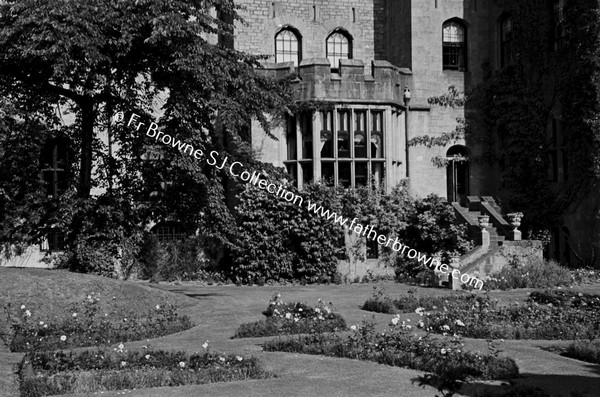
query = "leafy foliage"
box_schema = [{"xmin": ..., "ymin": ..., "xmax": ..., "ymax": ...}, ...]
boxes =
[
  {"xmin": 228, "ymin": 170, "xmax": 344, "ymax": 283},
  {"xmin": 0, "ymin": 0, "xmax": 293, "ymax": 273},
  {"xmin": 408, "ymin": 1, "xmax": 600, "ymax": 264},
  {"xmin": 563, "ymin": 339, "xmax": 600, "ymax": 365}
]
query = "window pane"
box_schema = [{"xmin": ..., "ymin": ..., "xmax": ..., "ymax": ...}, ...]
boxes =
[
  {"xmin": 443, "ymin": 23, "xmax": 464, "ymax": 43},
  {"xmin": 275, "ymin": 29, "xmax": 300, "ymax": 66},
  {"xmin": 287, "ymin": 116, "xmax": 297, "ymax": 160},
  {"xmin": 320, "ymin": 111, "xmax": 333, "ymax": 158},
  {"xmin": 321, "ymin": 161, "xmax": 334, "ymax": 185},
  {"xmin": 355, "ymin": 162, "xmax": 368, "ymax": 187},
  {"xmin": 338, "ymin": 162, "xmax": 351, "ymax": 187},
  {"xmin": 337, "ymin": 111, "xmax": 350, "ymax": 158},
  {"xmin": 301, "ymin": 113, "xmax": 313, "ymax": 159},
  {"xmin": 371, "ymin": 112, "xmax": 384, "ymax": 158},
  {"xmin": 285, "ymin": 163, "xmax": 298, "ymax": 184},
  {"xmin": 372, "ymin": 161, "xmax": 385, "ymax": 188},
  {"xmin": 301, "ymin": 162, "xmax": 313, "ymax": 184},
  {"xmin": 354, "ymin": 111, "xmax": 367, "ymax": 158}
]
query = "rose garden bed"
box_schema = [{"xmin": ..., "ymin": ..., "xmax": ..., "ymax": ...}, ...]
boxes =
[
  {"xmin": 19, "ymin": 346, "xmax": 269, "ymax": 397},
  {"xmin": 262, "ymin": 319, "xmax": 519, "ymax": 383},
  {"xmin": 5, "ymin": 294, "xmax": 193, "ymax": 352},
  {"xmin": 233, "ymin": 293, "xmax": 346, "ymax": 338}
]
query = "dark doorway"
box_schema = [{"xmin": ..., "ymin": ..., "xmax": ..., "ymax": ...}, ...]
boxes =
[{"xmin": 446, "ymin": 145, "xmax": 470, "ymax": 204}]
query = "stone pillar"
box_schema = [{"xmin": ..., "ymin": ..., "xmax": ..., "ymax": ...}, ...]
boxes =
[{"xmin": 478, "ymin": 215, "xmax": 491, "ymax": 248}]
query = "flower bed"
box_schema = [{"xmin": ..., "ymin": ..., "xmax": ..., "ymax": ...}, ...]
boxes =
[
  {"xmin": 527, "ymin": 289, "xmax": 600, "ymax": 310},
  {"xmin": 6, "ymin": 294, "xmax": 192, "ymax": 352},
  {"xmin": 19, "ymin": 346, "xmax": 269, "ymax": 397},
  {"xmin": 361, "ymin": 287, "xmax": 476, "ymax": 314},
  {"xmin": 233, "ymin": 293, "xmax": 346, "ymax": 338},
  {"xmin": 477, "ymin": 259, "xmax": 572, "ymax": 291},
  {"xmin": 420, "ymin": 296, "xmax": 600, "ymax": 340},
  {"xmin": 263, "ymin": 320, "xmax": 518, "ymax": 382}
]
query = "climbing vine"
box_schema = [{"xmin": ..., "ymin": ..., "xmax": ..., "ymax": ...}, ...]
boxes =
[{"xmin": 409, "ymin": 0, "xmax": 600, "ymax": 257}]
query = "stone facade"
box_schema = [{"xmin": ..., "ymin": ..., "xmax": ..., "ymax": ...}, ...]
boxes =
[
  {"xmin": 232, "ymin": 0, "xmax": 559, "ymax": 278},
  {"xmin": 235, "ymin": 0, "xmax": 508, "ymax": 199}
]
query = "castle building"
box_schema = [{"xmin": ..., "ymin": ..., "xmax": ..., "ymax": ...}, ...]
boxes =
[
  {"xmin": 230, "ymin": 0, "xmax": 586, "ymax": 274},
  {"xmin": 235, "ymin": 0, "xmax": 501, "ymax": 200}
]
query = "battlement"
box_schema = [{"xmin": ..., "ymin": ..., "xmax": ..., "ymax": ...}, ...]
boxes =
[{"xmin": 259, "ymin": 59, "xmax": 412, "ymax": 106}]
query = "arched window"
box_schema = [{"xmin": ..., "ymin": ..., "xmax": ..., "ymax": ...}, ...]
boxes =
[
  {"xmin": 275, "ymin": 27, "xmax": 301, "ymax": 65},
  {"xmin": 442, "ymin": 20, "xmax": 466, "ymax": 71},
  {"xmin": 326, "ymin": 29, "xmax": 352, "ymax": 71},
  {"xmin": 500, "ymin": 15, "xmax": 513, "ymax": 67}
]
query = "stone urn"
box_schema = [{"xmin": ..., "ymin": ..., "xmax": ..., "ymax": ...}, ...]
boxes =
[
  {"xmin": 449, "ymin": 253, "xmax": 460, "ymax": 269},
  {"xmin": 507, "ymin": 212, "xmax": 523, "ymax": 231},
  {"xmin": 477, "ymin": 215, "xmax": 490, "ymax": 229}
]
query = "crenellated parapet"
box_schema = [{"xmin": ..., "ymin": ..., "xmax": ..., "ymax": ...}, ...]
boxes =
[{"xmin": 259, "ymin": 59, "xmax": 412, "ymax": 106}]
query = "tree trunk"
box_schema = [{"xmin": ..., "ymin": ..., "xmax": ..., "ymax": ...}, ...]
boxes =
[{"xmin": 78, "ymin": 100, "xmax": 95, "ymax": 198}]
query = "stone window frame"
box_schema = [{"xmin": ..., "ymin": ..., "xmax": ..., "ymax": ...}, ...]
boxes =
[
  {"xmin": 326, "ymin": 28, "xmax": 353, "ymax": 72},
  {"xmin": 284, "ymin": 106, "xmax": 386, "ymax": 190},
  {"xmin": 274, "ymin": 26, "xmax": 302, "ymax": 66},
  {"xmin": 442, "ymin": 19, "xmax": 468, "ymax": 71}
]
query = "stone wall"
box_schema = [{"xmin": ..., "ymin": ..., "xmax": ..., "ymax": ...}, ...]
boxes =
[
  {"xmin": 454, "ymin": 240, "xmax": 544, "ymax": 290},
  {"xmin": 235, "ymin": 0, "xmax": 381, "ymax": 68}
]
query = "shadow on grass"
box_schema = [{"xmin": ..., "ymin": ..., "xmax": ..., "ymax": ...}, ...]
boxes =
[
  {"xmin": 412, "ymin": 373, "xmax": 600, "ymax": 397},
  {"xmin": 538, "ymin": 345, "xmax": 600, "ymax": 375}
]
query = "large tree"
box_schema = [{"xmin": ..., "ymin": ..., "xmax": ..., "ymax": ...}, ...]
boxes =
[{"xmin": 0, "ymin": 0, "xmax": 292, "ymax": 270}]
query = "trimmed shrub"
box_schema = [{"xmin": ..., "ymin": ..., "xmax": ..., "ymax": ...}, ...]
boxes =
[
  {"xmin": 137, "ymin": 234, "xmax": 221, "ymax": 282},
  {"xmin": 395, "ymin": 194, "xmax": 474, "ymax": 280},
  {"xmin": 562, "ymin": 340, "xmax": 600, "ymax": 365},
  {"xmin": 230, "ymin": 177, "xmax": 344, "ymax": 283}
]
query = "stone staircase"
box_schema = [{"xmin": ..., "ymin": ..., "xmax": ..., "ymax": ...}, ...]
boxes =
[
  {"xmin": 457, "ymin": 206, "xmax": 506, "ymax": 246},
  {"xmin": 432, "ymin": 196, "xmax": 542, "ymax": 290}
]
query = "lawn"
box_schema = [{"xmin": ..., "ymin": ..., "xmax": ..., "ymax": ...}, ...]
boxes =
[{"xmin": 1, "ymin": 269, "xmax": 600, "ymax": 397}]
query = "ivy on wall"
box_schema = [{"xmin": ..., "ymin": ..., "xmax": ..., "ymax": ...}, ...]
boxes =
[{"xmin": 407, "ymin": 0, "xmax": 600, "ymax": 266}]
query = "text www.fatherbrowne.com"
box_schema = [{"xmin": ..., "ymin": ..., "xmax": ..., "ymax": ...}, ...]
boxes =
[{"xmin": 126, "ymin": 112, "xmax": 484, "ymax": 290}]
